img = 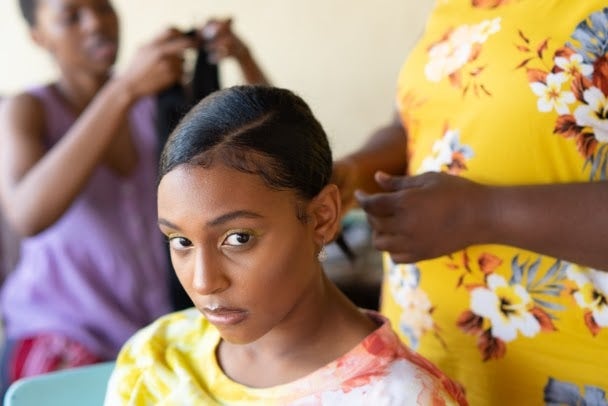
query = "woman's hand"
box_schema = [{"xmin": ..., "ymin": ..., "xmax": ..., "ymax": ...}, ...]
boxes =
[
  {"xmin": 118, "ymin": 28, "xmax": 196, "ymax": 99},
  {"xmin": 200, "ymin": 18, "xmax": 248, "ymax": 63},
  {"xmin": 199, "ymin": 18, "xmax": 269, "ymax": 85},
  {"xmin": 355, "ymin": 171, "xmax": 487, "ymax": 264}
]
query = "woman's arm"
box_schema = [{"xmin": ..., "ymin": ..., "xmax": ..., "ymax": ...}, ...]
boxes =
[
  {"xmin": 355, "ymin": 171, "xmax": 608, "ymax": 270},
  {"xmin": 332, "ymin": 113, "xmax": 407, "ymax": 213},
  {"xmin": 0, "ymin": 30, "xmax": 195, "ymax": 236},
  {"xmin": 484, "ymin": 180, "xmax": 608, "ymax": 270}
]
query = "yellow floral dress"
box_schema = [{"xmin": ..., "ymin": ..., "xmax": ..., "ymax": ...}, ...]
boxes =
[
  {"xmin": 103, "ymin": 308, "xmax": 467, "ymax": 405},
  {"xmin": 382, "ymin": 1, "xmax": 608, "ymax": 405}
]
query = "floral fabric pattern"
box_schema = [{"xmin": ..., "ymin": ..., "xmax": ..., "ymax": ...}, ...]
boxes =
[
  {"xmin": 519, "ymin": 7, "xmax": 608, "ymax": 180},
  {"xmin": 457, "ymin": 257, "xmax": 564, "ymax": 361},
  {"xmin": 566, "ymin": 264, "xmax": 608, "ymax": 335},
  {"xmin": 389, "ymin": 1, "xmax": 608, "ymax": 404},
  {"xmin": 417, "ymin": 128, "xmax": 474, "ymax": 175},
  {"xmin": 471, "ymin": 0, "xmax": 519, "ymax": 8},
  {"xmin": 544, "ymin": 378, "xmax": 608, "ymax": 406},
  {"xmin": 387, "ymin": 259, "xmax": 437, "ymax": 350},
  {"xmin": 424, "ymin": 18, "xmax": 501, "ymax": 97}
]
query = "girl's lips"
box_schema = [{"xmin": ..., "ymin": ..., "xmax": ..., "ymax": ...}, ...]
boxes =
[
  {"xmin": 87, "ymin": 38, "xmax": 118, "ymax": 61},
  {"xmin": 91, "ymin": 42, "xmax": 117, "ymax": 60},
  {"xmin": 203, "ymin": 307, "xmax": 248, "ymax": 326}
]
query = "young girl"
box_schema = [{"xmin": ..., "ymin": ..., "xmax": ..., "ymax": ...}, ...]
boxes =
[
  {"xmin": 0, "ymin": 0, "xmax": 267, "ymax": 392},
  {"xmin": 104, "ymin": 85, "xmax": 467, "ymax": 405}
]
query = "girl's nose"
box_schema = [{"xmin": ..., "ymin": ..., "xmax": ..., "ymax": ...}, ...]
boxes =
[{"xmin": 192, "ymin": 249, "xmax": 229, "ymax": 295}]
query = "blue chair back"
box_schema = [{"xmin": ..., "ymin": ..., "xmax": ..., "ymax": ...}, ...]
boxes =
[{"xmin": 3, "ymin": 361, "xmax": 115, "ymax": 406}]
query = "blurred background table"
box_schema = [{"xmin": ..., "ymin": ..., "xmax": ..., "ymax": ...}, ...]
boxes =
[{"xmin": 324, "ymin": 210, "xmax": 382, "ymax": 311}]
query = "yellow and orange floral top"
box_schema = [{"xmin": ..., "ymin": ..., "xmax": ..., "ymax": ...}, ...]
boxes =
[
  {"xmin": 383, "ymin": 1, "xmax": 608, "ymax": 404},
  {"xmin": 103, "ymin": 308, "xmax": 467, "ymax": 405}
]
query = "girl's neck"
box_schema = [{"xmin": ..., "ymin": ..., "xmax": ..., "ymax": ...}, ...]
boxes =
[
  {"xmin": 55, "ymin": 70, "xmax": 110, "ymax": 114},
  {"xmin": 217, "ymin": 273, "xmax": 377, "ymax": 388}
]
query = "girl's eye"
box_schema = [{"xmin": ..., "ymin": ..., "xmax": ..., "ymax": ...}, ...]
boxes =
[
  {"xmin": 168, "ymin": 236, "xmax": 192, "ymax": 251},
  {"xmin": 224, "ymin": 232, "xmax": 252, "ymax": 247},
  {"xmin": 59, "ymin": 11, "xmax": 80, "ymax": 25}
]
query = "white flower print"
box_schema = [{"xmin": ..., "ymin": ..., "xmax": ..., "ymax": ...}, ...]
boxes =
[
  {"xmin": 389, "ymin": 262, "xmax": 435, "ymax": 349},
  {"xmin": 566, "ymin": 264, "xmax": 608, "ymax": 327},
  {"xmin": 398, "ymin": 289, "xmax": 435, "ymax": 344},
  {"xmin": 389, "ymin": 262, "xmax": 420, "ymax": 293},
  {"xmin": 425, "ymin": 34, "xmax": 473, "ymax": 82},
  {"xmin": 470, "ymin": 274, "xmax": 541, "ymax": 342},
  {"xmin": 530, "ymin": 72, "xmax": 576, "ymax": 114},
  {"xmin": 573, "ymin": 86, "xmax": 608, "ymax": 143},
  {"xmin": 554, "ymin": 53, "xmax": 594, "ymax": 79},
  {"xmin": 470, "ymin": 17, "xmax": 501, "ymax": 43},
  {"xmin": 424, "ymin": 18, "xmax": 501, "ymax": 83},
  {"xmin": 417, "ymin": 129, "xmax": 474, "ymax": 174}
]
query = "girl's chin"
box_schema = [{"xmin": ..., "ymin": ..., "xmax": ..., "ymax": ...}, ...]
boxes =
[{"xmin": 217, "ymin": 327, "xmax": 267, "ymax": 346}]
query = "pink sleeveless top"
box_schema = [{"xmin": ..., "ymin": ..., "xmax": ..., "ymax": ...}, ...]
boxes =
[{"xmin": 0, "ymin": 84, "xmax": 171, "ymax": 359}]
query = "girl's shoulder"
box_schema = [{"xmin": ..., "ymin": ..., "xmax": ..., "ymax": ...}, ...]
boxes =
[{"xmin": 354, "ymin": 310, "xmax": 468, "ymax": 405}]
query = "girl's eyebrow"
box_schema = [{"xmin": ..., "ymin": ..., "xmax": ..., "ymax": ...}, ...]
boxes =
[
  {"xmin": 158, "ymin": 210, "xmax": 262, "ymax": 230},
  {"xmin": 208, "ymin": 210, "xmax": 263, "ymax": 226},
  {"xmin": 158, "ymin": 218, "xmax": 180, "ymax": 230}
]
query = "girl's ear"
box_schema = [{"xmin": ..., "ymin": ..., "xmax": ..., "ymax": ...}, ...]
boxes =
[{"xmin": 309, "ymin": 184, "xmax": 341, "ymax": 246}]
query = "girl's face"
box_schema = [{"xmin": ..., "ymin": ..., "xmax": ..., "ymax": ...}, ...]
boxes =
[
  {"xmin": 158, "ymin": 164, "xmax": 328, "ymax": 344},
  {"xmin": 31, "ymin": 0, "xmax": 119, "ymax": 75}
]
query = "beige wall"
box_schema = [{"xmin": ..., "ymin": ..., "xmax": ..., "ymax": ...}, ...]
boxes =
[{"xmin": 0, "ymin": 0, "xmax": 433, "ymax": 157}]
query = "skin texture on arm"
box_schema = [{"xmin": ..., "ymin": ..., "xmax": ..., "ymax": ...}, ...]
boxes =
[
  {"xmin": 332, "ymin": 113, "xmax": 407, "ymax": 213},
  {"xmin": 355, "ymin": 171, "xmax": 608, "ymax": 271},
  {"xmin": 0, "ymin": 30, "xmax": 195, "ymax": 237}
]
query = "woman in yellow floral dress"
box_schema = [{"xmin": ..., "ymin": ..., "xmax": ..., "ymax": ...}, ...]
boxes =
[{"xmin": 334, "ymin": 1, "xmax": 608, "ymax": 404}]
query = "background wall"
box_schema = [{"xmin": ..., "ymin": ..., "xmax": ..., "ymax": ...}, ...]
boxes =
[{"xmin": 0, "ymin": 0, "xmax": 434, "ymax": 158}]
